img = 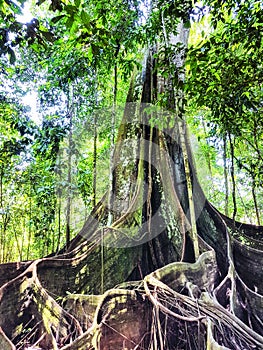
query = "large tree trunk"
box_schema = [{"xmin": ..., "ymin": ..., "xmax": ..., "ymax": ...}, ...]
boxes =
[{"xmin": 0, "ymin": 48, "xmax": 263, "ymax": 349}]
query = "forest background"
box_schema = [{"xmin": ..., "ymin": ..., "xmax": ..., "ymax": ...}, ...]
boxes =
[{"xmin": 0, "ymin": 0, "xmax": 262, "ymax": 263}]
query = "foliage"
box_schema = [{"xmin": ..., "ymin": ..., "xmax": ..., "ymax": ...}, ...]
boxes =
[{"xmin": 186, "ymin": 0, "xmax": 263, "ymax": 223}]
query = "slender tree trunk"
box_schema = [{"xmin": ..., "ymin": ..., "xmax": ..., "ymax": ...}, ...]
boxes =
[
  {"xmin": 56, "ymin": 154, "xmax": 62, "ymax": 253},
  {"xmin": 66, "ymin": 85, "xmax": 74, "ymax": 248},
  {"xmin": 13, "ymin": 223, "xmax": 22, "ymax": 261},
  {"xmin": 201, "ymin": 118, "xmax": 213, "ymax": 179},
  {"xmin": 26, "ymin": 182, "xmax": 32, "ymax": 260},
  {"xmin": 92, "ymin": 112, "xmax": 97, "ymax": 209},
  {"xmin": 107, "ymin": 60, "xmax": 118, "ymax": 225},
  {"xmin": 228, "ymin": 132, "xmax": 237, "ymax": 223},
  {"xmin": 66, "ymin": 128, "xmax": 72, "ymax": 248},
  {"xmin": 223, "ymin": 135, "xmax": 229, "ymax": 216},
  {"xmin": 1, "ymin": 213, "xmax": 10, "ymax": 263},
  {"xmin": 56, "ymin": 192, "xmax": 62, "ymax": 252},
  {"xmin": 236, "ymin": 184, "xmax": 251, "ymax": 223},
  {"xmin": 252, "ymin": 119, "xmax": 261, "ymax": 225},
  {"xmin": 252, "ymin": 178, "xmax": 261, "ymax": 225}
]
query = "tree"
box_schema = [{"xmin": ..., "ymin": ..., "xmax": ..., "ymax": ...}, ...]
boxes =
[{"xmin": 0, "ymin": 0, "xmax": 262, "ymax": 349}]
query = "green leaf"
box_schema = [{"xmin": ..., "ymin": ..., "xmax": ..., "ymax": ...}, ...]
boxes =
[
  {"xmin": 184, "ymin": 20, "xmax": 191, "ymax": 29},
  {"xmin": 37, "ymin": 0, "xmax": 46, "ymax": 5},
  {"xmin": 51, "ymin": 15, "xmax": 65, "ymax": 24},
  {"xmin": 64, "ymin": 4, "xmax": 77, "ymax": 15},
  {"xmin": 242, "ymin": 91, "xmax": 250, "ymax": 98},
  {"xmin": 87, "ymin": 45, "xmax": 93, "ymax": 61},
  {"xmin": 40, "ymin": 30, "xmax": 55, "ymax": 42},
  {"xmin": 80, "ymin": 10, "xmax": 90, "ymax": 28},
  {"xmin": 65, "ymin": 15, "xmax": 74, "ymax": 30}
]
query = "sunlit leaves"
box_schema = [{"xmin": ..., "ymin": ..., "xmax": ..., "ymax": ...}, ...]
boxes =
[
  {"xmin": 185, "ymin": 0, "xmax": 263, "ymax": 223},
  {"xmin": 186, "ymin": 0, "xmax": 263, "ymax": 135}
]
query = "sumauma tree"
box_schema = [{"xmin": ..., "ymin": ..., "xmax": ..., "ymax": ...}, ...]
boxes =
[{"xmin": 0, "ymin": 0, "xmax": 262, "ymax": 349}]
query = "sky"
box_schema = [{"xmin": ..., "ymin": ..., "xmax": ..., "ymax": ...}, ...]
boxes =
[
  {"xmin": 22, "ymin": 91, "xmax": 40, "ymax": 125},
  {"xmin": 16, "ymin": 3, "xmax": 41, "ymax": 124},
  {"xmin": 16, "ymin": 2, "xmax": 33, "ymax": 23}
]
